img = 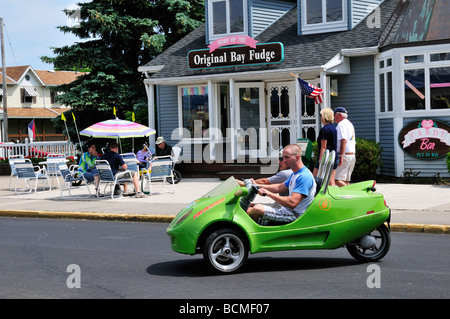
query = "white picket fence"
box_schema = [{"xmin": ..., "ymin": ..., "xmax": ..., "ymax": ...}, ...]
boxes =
[{"xmin": 0, "ymin": 139, "xmax": 77, "ymax": 159}]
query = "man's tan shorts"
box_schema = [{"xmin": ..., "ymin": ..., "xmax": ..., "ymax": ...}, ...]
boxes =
[{"xmin": 335, "ymin": 154, "xmax": 356, "ymax": 182}]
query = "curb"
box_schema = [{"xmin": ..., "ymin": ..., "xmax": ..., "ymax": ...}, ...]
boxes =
[
  {"xmin": 0, "ymin": 210, "xmax": 175, "ymax": 223},
  {"xmin": 0, "ymin": 210, "xmax": 448, "ymax": 234},
  {"xmin": 390, "ymin": 223, "xmax": 449, "ymax": 235}
]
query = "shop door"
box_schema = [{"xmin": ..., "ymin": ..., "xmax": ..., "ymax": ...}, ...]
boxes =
[
  {"xmin": 235, "ymin": 83, "xmax": 267, "ymax": 158},
  {"xmin": 300, "ymin": 80, "xmax": 320, "ymax": 142},
  {"xmin": 266, "ymin": 81, "xmax": 297, "ymax": 156}
]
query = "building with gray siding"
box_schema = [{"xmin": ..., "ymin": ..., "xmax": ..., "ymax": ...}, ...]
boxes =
[{"xmin": 140, "ymin": 0, "xmax": 450, "ymax": 178}]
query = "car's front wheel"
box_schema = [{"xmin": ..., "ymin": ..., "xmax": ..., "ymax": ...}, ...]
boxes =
[{"xmin": 203, "ymin": 228, "xmax": 248, "ymax": 274}]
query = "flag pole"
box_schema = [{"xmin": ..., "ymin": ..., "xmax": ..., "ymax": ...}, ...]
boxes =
[
  {"xmin": 61, "ymin": 112, "xmax": 71, "ymax": 143},
  {"xmin": 131, "ymin": 112, "xmax": 135, "ymax": 153},
  {"xmin": 72, "ymin": 112, "xmax": 83, "ymax": 154},
  {"xmin": 1, "ymin": 18, "xmax": 8, "ymax": 143},
  {"xmin": 289, "ymin": 73, "xmax": 298, "ymax": 78}
]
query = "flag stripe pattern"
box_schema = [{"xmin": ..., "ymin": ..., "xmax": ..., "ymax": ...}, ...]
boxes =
[{"xmin": 297, "ymin": 78, "xmax": 323, "ymax": 104}]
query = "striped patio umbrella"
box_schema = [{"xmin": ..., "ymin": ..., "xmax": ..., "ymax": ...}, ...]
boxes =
[{"xmin": 80, "ymin": 118, "xmax": 155, "ymax": 138}]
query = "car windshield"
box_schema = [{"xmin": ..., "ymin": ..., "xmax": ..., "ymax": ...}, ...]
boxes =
[{"xmin": 202, "ymin": 177, "xmax": 239, "ymax": 198}]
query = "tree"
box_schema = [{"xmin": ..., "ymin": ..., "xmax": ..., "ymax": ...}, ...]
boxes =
[{"xmin": 42, "ymin": 0, "xmax": 204, "ymax": 144}]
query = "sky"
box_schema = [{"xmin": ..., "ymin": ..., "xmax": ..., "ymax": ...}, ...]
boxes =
[{"xmin": 0, "ymin": 0, "xmax": 88, "ymax": 70}]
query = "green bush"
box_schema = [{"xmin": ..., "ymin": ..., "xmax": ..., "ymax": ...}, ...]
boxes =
[
  {"xmin": 447, "ymin": 152, "xmax": 450, "ymax": 173},
  {"xmin": 310, "ymin": 138, "xmax": 383, "ymax": 181},
  {"xmin": 353, "ymin": 138, "xmax": 383, "ymax": 181}
]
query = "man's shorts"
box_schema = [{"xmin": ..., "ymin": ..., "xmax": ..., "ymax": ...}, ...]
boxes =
[
  {"xmin": 335, "ymin": 154, "xmax": 356, "ymax": 181},
  {"xmin": 259, "ymin": 205, "xmax": 299, "ymax": 226}
]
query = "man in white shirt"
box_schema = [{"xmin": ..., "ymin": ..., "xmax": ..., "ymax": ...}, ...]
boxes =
[{"xmin": 334, "ymin": 107, "xmax": 356, "ymax": 187}]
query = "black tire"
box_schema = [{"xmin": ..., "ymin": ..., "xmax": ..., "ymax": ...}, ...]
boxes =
[
  {"xmin": 203, "ymin": 228, "xmax": 248, "ymax": 274},
  {"xmin": 173, "ymin": 170, "xmax": 182, "ymax": 184},
  {"xmin": 346, "ymin": 224, "xmax": 391, "ymax": 262},
  {"xmin": 168, "ymin": 170, "xmax": 182, "ymax": 184}
]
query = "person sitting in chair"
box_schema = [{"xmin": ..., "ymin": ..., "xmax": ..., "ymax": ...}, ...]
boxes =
[
  {"xmin": 77, "ymin": 141, "xmax": 102, "ymax": 196},
  {"xmin": 155, "ymin": 136, "xmax": 173, "ymax": 157},
  {"xmin": 101, "ymin": 142, "xmax": 146, "ymax": 198},
  {"xmin": 136, "ymin": 143, "xmax": 152, "ymax": 169}
]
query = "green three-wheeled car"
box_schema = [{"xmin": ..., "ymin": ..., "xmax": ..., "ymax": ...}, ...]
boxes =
[{"xmin": 167, "ymin": 150, "xmax": 391, "ymax": 273}]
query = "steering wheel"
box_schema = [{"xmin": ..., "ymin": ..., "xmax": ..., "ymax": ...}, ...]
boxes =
[{"xmin": 239, "ymin": 179, "xmax": 261, "ymax": 211}]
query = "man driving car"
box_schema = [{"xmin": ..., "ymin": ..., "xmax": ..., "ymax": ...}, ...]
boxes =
[{"xmin": 246, "ymin": 144, "xmax": 316, "ymax": 225}]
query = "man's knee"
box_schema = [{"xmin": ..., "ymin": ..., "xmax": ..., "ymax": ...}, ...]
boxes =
[{"xmin": 247, "ymin": 204, "xmax": 265, "ymax": 218}]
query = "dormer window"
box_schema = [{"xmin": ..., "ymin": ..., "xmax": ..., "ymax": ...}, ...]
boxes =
[
  {"xmin": 301, "ymin": 0, "xmax": 347, "ymax": 35},
  {"xmin": 208, "ymin": 0, "xmax": 248, "ymax": 42}
]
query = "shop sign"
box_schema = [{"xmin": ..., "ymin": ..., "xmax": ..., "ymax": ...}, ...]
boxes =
[
  {"xmin": 187, "ymin": 42, "xmax": 284, "ymax": 70},
  {"xmin": 398, "ymin": 119, "xmax": 450, "ymax": 159}
]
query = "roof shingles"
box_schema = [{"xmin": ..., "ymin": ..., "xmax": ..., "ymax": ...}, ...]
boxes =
[{"xmin": 144, "ymin": 0, "xmax": 400, "ymax": 79}]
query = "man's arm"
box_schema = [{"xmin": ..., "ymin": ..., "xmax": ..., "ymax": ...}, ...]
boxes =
[
  {"xmin": 258, "ymin": 186, "xmax": 304, "ymax": 210},
  {"xmin": 338, "ymin": 139, "xmax": 347, "ymax": 167},
  {"xmin": 236, "ymin": 177, "xmax": 270, "ymax": 187}
]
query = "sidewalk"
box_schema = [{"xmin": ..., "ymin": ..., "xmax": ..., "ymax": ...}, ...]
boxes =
[{"xmin": 0, "ymin": 175, "xmax": 448, "ymax": 233}]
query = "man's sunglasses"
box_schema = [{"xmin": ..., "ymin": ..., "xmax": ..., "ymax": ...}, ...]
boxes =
[{"xmin": 279, "ymin": 155, "xmax": 294, "ymax": 161}]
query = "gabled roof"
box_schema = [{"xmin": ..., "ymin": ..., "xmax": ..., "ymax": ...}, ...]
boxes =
[
  {"xmin": 35, "ymin": 70, "xmax": 86, "ymax": 86},
  {"xmin": 0, "ymin": 66, "xmax": 29, "ymax": 84},
  {"xmin": 0, "ymin": 65, "xmax": 45, "ymax": 86},
  {"xmin": 0, "ymin": 66, "xmax": 85, "ymax": 86},
  {"xmin": 379, "ymin": 0, "xmax": 450, "ymax": 49},
  {"xmin": 142, "ymin": 0, "xmax": 400, "ymax": 81}
]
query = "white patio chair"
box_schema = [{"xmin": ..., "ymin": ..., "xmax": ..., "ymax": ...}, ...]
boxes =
[
  {"xmin": 141, "ymin": 155, "xmax": 175, "ymax": 195},
  {"xmin": 8, "ymin": 155, "xmax": 26, "ymax": 190},
  {"xmin": 95, "ymin": 160, "xmax": 133, "ymax": 199},
  {"xmin": 59, "ymin": 162, "xmax": 92, "ymax": 199},
  {"xmin": 45, "ymin": 154, "xmax": 67, "ymax": 189},
  {"xmin": 14, "ymin": 161, "xmax": 51, "ymax": 194}
]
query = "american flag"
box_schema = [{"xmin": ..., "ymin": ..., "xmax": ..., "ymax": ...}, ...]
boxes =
[{"xmin": 297, "ymin": 78, "xmax": 323, "ymax": 104}]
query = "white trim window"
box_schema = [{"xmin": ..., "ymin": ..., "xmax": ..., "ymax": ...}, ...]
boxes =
[
  {"xmin": 378, "ymin": 57, "xmax": 393, "ymax": 113},
  {"xmin": 208, "ymin": 0, "xmax": 248, "ymax": 41},
  {"xmin": 402, "ymin": 51, "xmax": 450, "ymax": 112},
  {"xmin": 179, "ymin": 85, "xmax": 210, "ymax": 139},
  {"xmin": 301, "ymin": 0, "xmax": 347, "ymax": 35}
]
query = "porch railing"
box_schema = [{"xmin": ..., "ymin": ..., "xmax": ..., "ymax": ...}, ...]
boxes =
[{"xmin": 0, "ymin": 139, "xmax": 77, "ymax": 160}]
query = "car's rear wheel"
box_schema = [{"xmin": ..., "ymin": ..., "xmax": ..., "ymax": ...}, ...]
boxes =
[
  {"xmin": 346, "ymin": 224, "xmax": 391, "ymax": 262},
  {"xmin": 203, "ymin": 228, "xmax": 248, "ymax": 274}
]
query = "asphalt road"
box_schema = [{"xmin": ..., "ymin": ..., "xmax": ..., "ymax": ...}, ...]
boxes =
[{"xmin": 0, "ymin": 217, "xmax": 448, "ymax": 300}]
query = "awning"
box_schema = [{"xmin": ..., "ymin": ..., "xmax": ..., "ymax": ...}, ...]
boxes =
[{"xmin": 24, "ymin": 87, "xmax": 38, "ymax": 97}]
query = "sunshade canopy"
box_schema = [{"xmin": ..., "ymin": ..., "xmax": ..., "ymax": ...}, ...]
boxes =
[{"xmin": 80, "ymin": 118, "xmax": 155, "ymax": 138}]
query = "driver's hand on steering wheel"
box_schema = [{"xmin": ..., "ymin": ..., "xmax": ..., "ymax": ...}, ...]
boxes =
[{"xmin": 258, "ymin": 188, "xmax": 267, "ymax": 197}]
